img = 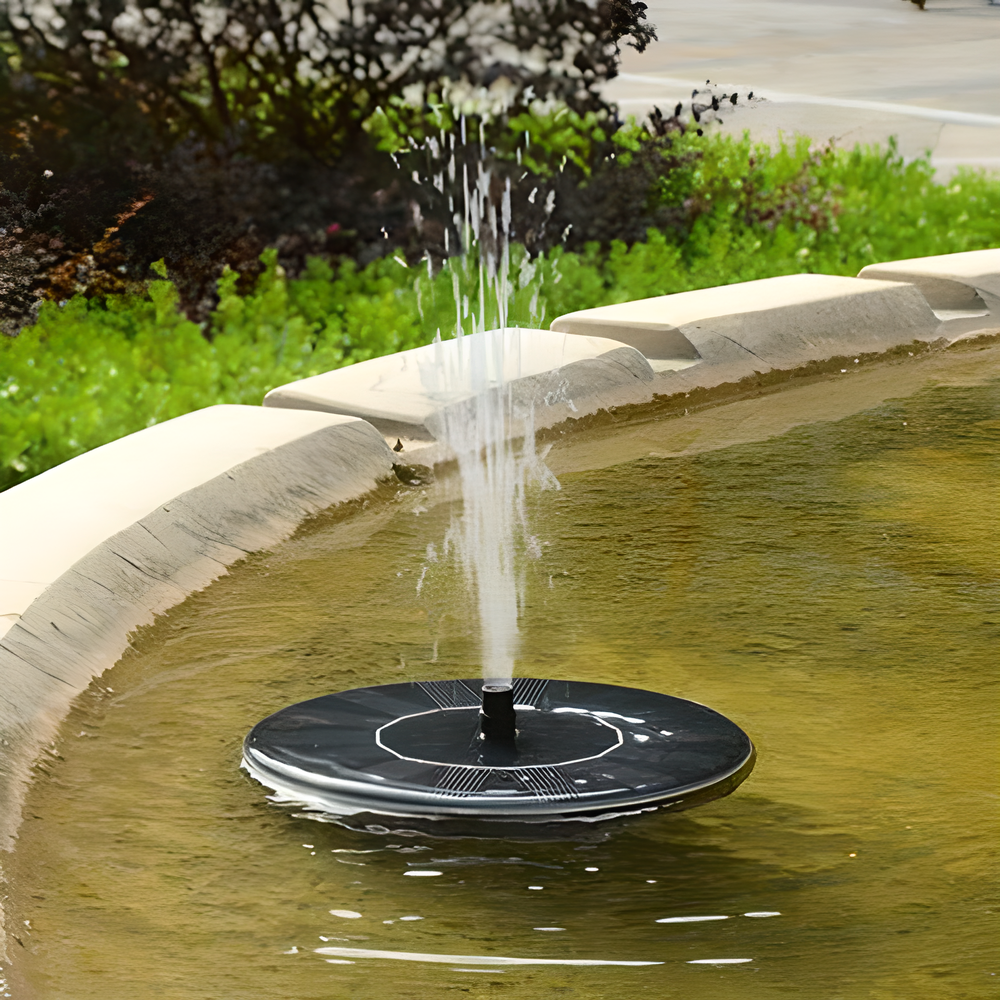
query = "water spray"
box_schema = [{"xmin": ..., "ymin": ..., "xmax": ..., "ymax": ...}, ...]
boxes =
[{"xmin": 242, "ymin": 124, "xmax": 755, "ymax": 836}]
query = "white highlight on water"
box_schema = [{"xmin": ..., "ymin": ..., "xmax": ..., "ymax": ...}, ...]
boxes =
[
  {"xmin": 315, "ymin": 946, "xmax": 663, "ymax": 966},
  {"xmin": 655, "ymin": 915, "xmax": 729, "ymax": 924}
]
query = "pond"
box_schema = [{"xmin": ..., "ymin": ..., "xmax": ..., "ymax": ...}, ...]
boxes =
[{"xmin": 7, "ymin": 346, "xmax": 998, "ymax": 998}]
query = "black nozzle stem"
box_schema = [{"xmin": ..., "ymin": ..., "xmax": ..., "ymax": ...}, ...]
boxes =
[{"xmin": 480, "ymin": 684, "xmax": 516, "ymax": 744}]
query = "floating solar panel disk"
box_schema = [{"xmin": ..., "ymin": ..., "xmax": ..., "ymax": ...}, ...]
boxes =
[{"xmin": 242, "ymin": 679, "xmax": 754, "ymax": 837}]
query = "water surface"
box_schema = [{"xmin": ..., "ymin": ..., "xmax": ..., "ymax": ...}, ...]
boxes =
[{"xmin": 7, "ymin": 357, "xmax": 999, "ymax": 998}]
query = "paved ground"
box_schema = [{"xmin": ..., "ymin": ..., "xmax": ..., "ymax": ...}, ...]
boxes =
[{"xmin": 604, "ymin": 0, "xmax": 1000, "ymax": 178}]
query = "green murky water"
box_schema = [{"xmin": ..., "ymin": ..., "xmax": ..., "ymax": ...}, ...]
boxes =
[{"xmin": 7, "ymin": 368, "xmax": 999, "ymax": 999}]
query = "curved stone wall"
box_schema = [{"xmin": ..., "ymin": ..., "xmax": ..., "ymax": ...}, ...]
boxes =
[{"xmin": 0, "ymin": 408, "xmax": 395, "ymax": 853}]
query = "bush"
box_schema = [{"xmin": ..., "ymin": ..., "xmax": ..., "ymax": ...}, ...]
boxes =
[
  {"xmin": 3, "ymin": 133, "xmax": 999, "ymax": 492},
  {"xmin": 1, "ymin": 0, "xmax": 652, "ymax": 160},
  {"xmin": 0, "ymin": 0, "xmax": 654, "ymax": 327}
]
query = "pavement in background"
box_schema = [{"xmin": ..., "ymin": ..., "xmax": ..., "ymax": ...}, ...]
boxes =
[{"xmin": 603, "ymin": 0, "xmax": 1000, "ymax": 178}]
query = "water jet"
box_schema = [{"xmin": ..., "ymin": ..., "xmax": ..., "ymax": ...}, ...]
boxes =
[{"xmin": 241, "ymin": 154, "xmax": 766, "ymax": 837}]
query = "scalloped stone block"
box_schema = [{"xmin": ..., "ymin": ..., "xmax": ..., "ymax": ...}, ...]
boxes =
[
  {"xmin": 0, "ymin": 406, "xmax": 387, "ymax": 637},
  {"xmin": 263, "ymin": 327, "xmax": 654, "ymax": 441},
  {"xmin": 0, "ymin": 405, "xmax": 394, "ymax": 850},
  {"xmin": 858, "ymin": 248, "xmax": 1000, "ymax": 315},
  {"xmin": 550, "ymin": 273, "xmax": 940, "ymax": 369}
]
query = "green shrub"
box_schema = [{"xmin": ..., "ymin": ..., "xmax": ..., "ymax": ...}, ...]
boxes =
[
  {"xmin": 0, "ymin": 250, "xmax": 430, "ymax": 489},
  {"xmin": 2, "ymin": 134, "xmax": 998, "ymax": 492}
]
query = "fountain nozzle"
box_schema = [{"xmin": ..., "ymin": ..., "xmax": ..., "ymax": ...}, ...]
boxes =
[{"xmin": 480, "ymin": 684, "xmax": 517, "ymax": 744}]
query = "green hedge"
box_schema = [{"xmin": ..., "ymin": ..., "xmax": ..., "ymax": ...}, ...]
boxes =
[{"xmin": 3, "ymin": 133, "xmax": 999, "ymax": 492}]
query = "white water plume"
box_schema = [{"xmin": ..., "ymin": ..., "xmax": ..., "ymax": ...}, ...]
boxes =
[{"xmin": 419, "ymin": 142, "xmax": 556, "ymax": 686}]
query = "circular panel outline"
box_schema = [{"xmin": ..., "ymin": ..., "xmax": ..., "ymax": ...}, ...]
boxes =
[{"xmin": 375, "ymin": 706, "xmax": 624, "ymax": 770}]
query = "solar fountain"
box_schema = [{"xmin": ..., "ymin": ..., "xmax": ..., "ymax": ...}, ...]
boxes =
[{"xmin": 242, "ymin": 160, "xmax": 754, "ymax": 837}]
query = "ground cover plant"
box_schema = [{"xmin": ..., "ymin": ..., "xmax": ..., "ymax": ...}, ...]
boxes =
[{"xmin": 3, "ymin": 126, "xmax": 999, "ymax": 493}]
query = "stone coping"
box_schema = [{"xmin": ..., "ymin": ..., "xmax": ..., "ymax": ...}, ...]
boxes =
[
  {"xmin": 858, "ymin": 248, "xmax": 1000, "ymax": 314},
  {"xmin": 263, "ymin": 327, "xmax": 657, "ymax": 450},
  {"xmin": 1, "ymin": 250, "xmax": 998, "ymax": 959},
  {"xmin": 0, "ymin": 405, "xmax": 394, "ymax": 859},
  {"xmin": 550, "ymin": 272, "xmax": 941, "ymax": 368},
  {"xmin": 0, "ymin": 405, "xmax": 384, "ymax": 641}
]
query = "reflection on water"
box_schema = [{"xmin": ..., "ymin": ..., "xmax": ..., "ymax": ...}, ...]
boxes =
[
  {"xmin": 6, "ymin": 371, "xmax": 999, "ymax": 998},
  {"xmin": 316, "ymin": 946, "xmax": 663, "ymax": 965},
  {"xmin": 656, "ymin": 915, "xmax": 729, "ymax": 923}
]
